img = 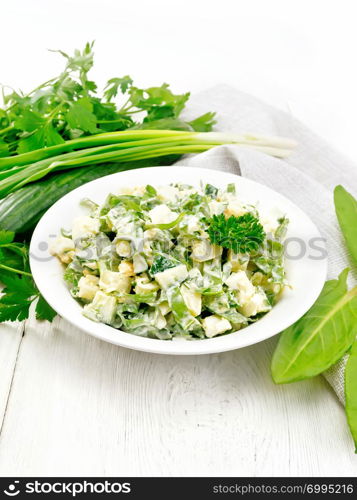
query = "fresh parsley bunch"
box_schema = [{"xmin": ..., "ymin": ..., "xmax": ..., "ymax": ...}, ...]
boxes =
[
  {"xmin": 0, "ymin": 42, "xmax": 216, "ymax": 157},
  {"xmin": 0, "ymin": 231, "xmax": 55, "ymax": 322}
]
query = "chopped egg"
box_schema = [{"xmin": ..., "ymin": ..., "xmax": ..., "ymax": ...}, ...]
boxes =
[
  {"xmin": 191, "ymin": 240, "xmax": 222, "ymax": 262},
  {"xmin": 83, "ymin": 291, "xmax": 117, "ymax": 324},
  {"xmin": 77, "ymin": 275, "xmax": 99, "ymax": 301},
  {"xmin": 180, "ymin": 284, "xmax": 202, "ymax": 317},
  {"xmin": 148, "ymin": 204, "xmax": 177, "ymax": 225},
  {"xmin": 156, "ymin": 186, "xmax": 179, "ymax": 203},
  {"xmin": 49, "ymin": 236, "xmax": 75, "ymax": 264},
  {"xmin": 72, "ymin": 216, "xmax": 99, "ymax": 242},
  {"xmin": 99, "ymin": 270, "xmax": 132, "ymax": 293},
  {"xmin": 241, "ymin": 289, "xmax": 271, "ymax": 317},
  {"xmin": 116, "ymin": 240, "xmax": 132, "ymax": 257},
  {"xmin": 202, "ymin": 315, "xmax": 231, "ymax": 338},
  {"xmin": 118, "ymin": 261, "xmax": 135, "ymax": 277},
  {"xmin": 225, "ymin": 270, "xmax": 256, "ymax": 305},
  {"xmin": 224, "ymin": 201, "xmax": 247, "ymax": 218},
  {"xmin": 154, "ymin": 264, "xmax": 188, "ymax": 289}
]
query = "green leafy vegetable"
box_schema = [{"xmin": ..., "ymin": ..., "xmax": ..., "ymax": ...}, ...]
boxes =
[
  {"xmin": 65, "ymin": 98, "xmax": 98, "ymax": 134},
  {"xmin": 145, "ymin": 185, "xmax": 157, "ymax": 197},
  {"xmin": 253, "ymin": 222, "xmax": 288, "ymax": 285},
  {"xmin": 0, "ymin": 230, "xmax": 55, "ymax": 322},
  {"xmin": 271, "ymin": 269, "xmax": 357, "ymax": 384},
  {"xmin": 188, "ymin": 112, "xmax": 217, "ymax": 132},
  {"xmin": 63, "ymin": 266, "xmax": 82, "ymax": 287},
  {"xmin": 149, "ymin": 254, "xmax": 178, "ymax": 275},
  {"xmin": 104, "ymin": 76, "xmax": 133, "ymax": 101},
  {"xmin": 206, "ymin": 213, "xmax": 266, "ymax": 253},
  {"xmin": 146, "ymin": 212, "xmax": 185, "ymax": 230},
  {"xmin": 0, "ymin": 41, "xmax": 218, "ymax": 156},
  {"xmin": 334, "ymin": 185, "xmax": 357, "ymax": 268},
  {"xmin": 35, "ymin": 295, "xmax": 57, "ymax": 322},
  {"xmin": 345, "ymin": 339, "xmax": 357, "ymax": 453},
  {"xmin": 204, "ymin": 183, "xmax": 218, "ymax": 197}
]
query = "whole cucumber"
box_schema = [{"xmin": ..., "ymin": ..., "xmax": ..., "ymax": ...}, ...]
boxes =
[{"xmin": 0, "ymin": 156, "xmax": 179, "ymax": 235}]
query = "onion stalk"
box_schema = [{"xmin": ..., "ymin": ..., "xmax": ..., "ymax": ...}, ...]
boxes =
[{"xmin": 0, "ymin": 130, "xmax": 296, "ymax": 198}]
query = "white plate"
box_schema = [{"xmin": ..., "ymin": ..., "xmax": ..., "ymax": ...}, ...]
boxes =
[{"xmin": 30, "ymin": 166, "xmax": 327, "ymax": 355}]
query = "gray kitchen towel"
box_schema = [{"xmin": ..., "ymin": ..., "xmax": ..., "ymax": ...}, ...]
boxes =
[{"xmin": 177, "ymin": 85, "xmax": 357, "ymax": 404}]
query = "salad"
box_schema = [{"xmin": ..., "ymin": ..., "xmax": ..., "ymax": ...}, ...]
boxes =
[{"xmin": 50, "ymin": 182, "xmax": 288, "ymax": 340}]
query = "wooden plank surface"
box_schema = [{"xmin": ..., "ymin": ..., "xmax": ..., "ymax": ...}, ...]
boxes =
[
  {"xmin": 0, "ymin": 323, "xmax": 23, "ymax": 431},
  {"xmin": 0, "ymin": 316, "xmax": 356, "ymax": 477}
]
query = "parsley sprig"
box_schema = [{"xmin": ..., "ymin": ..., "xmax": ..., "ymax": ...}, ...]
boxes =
[
  {"xmin": 0, "ymin": 42, "xmax": 216, "ymax": 157},
  {"xmin": 0, "ymin": 231, "xmax": 55, "ymax": 322},
  {"xmin": 206, "ymin": 213, "xmax": 266, "ymax": 254}
]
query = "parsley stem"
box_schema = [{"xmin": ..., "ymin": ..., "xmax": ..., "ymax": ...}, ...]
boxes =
[
  {"xmin": 118, "ymin": 98, "xmax": 131, "ymax": 114},
  {"xmin": 97, "ymin": 110, "xmax": 143, "ymax": 123},
  {"xmin": 0, "ymin": 243, "xmax": 26, "ymax": 251},
  {"xmin": 0, "ymin": 125, "xmax": 13, "ymax": 136},
  {"xmin": 0, "ymin": 263, "xmax": 32, "ymax": 277},
  {"xmin": 46, "ymin": 101, "xmax": 66, "ymax": 122},
  {"xmin": 5, "ymin": 77, "xmax": 58, "ymax": 112},
  {"xmin": 120, "ymin": 109, "xmax": 143, "ymax": 115}
]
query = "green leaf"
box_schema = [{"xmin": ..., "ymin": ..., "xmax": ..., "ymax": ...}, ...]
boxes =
[
  {"xmin": 0, "ymin": 272, "xmax": 37, "ymax": 322},
  {"xmin": 345, "ymin": 340, "xmax": 357, "ymax": 453},
  {"xmin": 204, "ymin": 184, "xmax": 218, "ymax": 197},
  {"xmin": 0, "ymin": 230, "xmax": 15, "ymax": 244},
  {"xmin": 0, "ymin": 301, "xmax": 32, "ymax": 322},
  {"xmin": 66, "ymin": 97, "xmax": 97, "ymax": 134},
  {"xmin": 145, "ymin": 212, "xmax": 185, "ymax": 230},
  {"xmin": 206, "ymin": 213, "xmax": 266, "ymax": 254},
  {"xmin": 0, "ymin": 138, "xmax": 10, "ymax": 157},
  {"xmin": 334, "ymin": 185, "xmax": 357, "ymax": 268},
  {"xmin": 104, "ymin": 76, "xmax": 133, "ymax": 101},
  {"xmin": 188, "ymin": 112, "xmax": 216, "ymax": 132},
  {"xmin": 44, "ymin": 123, "xmax": 65, "ymax": 147},
  {"xmin": 35, "ymin": 295, "xmax": 56, "ymax": 321},
  {"xmin": 150, "ymin": 254, "xmax": 178, "ymax": 275},
  {"xmin": 51, "ymin": 41, "xmax": 95, "ymax": 75},
  {"xmin": 0, "ymin": 273, "xmax": 37, "ymax": 297},
  {"xmin": 64, "ymin": 266, "xmax": 81, "ymax": 287},
  {"xmin": 17, "ymin": 129, "xmax": 46, "ymax": 153},
  {"xmin": 17, "ymin": 122, "xmax": 64, "ymax": 153},
  {"xmin": 144, "ymin": 105, "xmax": 175, "ymax": 122},
  {"xmin": 129, "ymin": 84, "xmax": 190, "ymax": 117},
  {"xmin": 145, "ymin": 185, "xmax": 157, "ymax": 197},
  {"xmin": 135, "ymin": 117, "xmax": 192, "ymax": 131},
  {"xmin": 271, "ymin": 269, "xmax": 357, "ymax": 383},
  {"xmin": 106, "ymin": 194, "xmax": 142, "ymax": 212},
  {"xmin": 14, "ymin": 109, "xmax": 45, "ymax": 132}
]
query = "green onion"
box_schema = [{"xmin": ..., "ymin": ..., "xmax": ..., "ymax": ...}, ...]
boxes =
[
  {"xmin": 145, "ymin": 212, "xmax": 186, "ymax": 230},
  {"xmin": 0, "ymin": 130, "xmax": 296, "ymax": 198}
]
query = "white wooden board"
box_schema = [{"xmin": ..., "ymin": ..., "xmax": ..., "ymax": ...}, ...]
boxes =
[
  {"xmin": 0, "ymin": 317, "xmax": 356, "ymax": 477},
  {"xmin": 0, "ymin": 323, "xmax": 23, "ymax": 431}
]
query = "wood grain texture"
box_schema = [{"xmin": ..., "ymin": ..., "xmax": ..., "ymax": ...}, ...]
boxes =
[
  {"xmin": 0, "ymin": 316, "xmax": 356, "ymax": 477},
  {"xmin": 0, "ymin": 323, "xmax": 23, "ymax": 430}
]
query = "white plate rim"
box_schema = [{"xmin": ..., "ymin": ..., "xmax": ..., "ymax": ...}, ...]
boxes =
[{"xmin": 30, "ymin": 166, "xmax": 328, "ymax": 355}]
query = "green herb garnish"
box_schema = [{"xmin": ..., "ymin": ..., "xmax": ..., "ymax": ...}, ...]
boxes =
[
  {"xmin": 149, "ymin": 254, "xmax": 178, "ymax": 275},
  {"xmin": 206, "ymin": 213, "xmax": 266, "ymax": 254},
  {"xmin": 204, "ymin": 184, "xmax": 218, "ymax": 198}
]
